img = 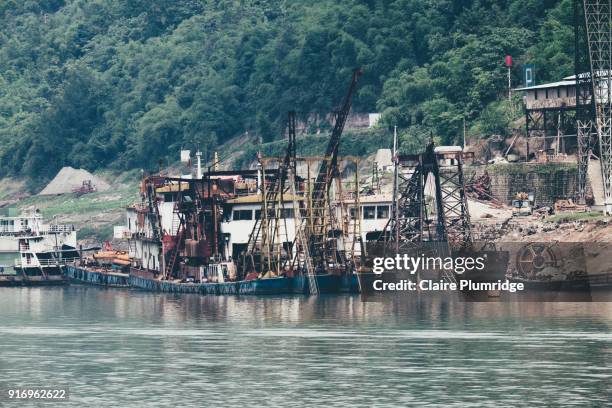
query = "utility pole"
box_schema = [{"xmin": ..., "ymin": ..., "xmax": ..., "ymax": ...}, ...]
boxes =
[
  {"xmin": 505, "ymin": 55, "xmax": 513, "ymax": 106},
  {"xmin": 508, "ymin": 66, "xmax": 512, "ymax": 103},
  {"xmin": 392, "ymin": 126, "xmax": 399, "ymax": 246},
  {"xmin": 463, "ymin": 117, "xmax": 467, "ymax": 149}
]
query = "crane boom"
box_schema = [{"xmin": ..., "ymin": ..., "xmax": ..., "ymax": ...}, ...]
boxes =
[
  {"xmin": 307, "ymin": 69, "xmax": 362, "ymax": 271},
  {"xmin": 312, "ymin": 69, "xmax": 362, "ymax": 203}
]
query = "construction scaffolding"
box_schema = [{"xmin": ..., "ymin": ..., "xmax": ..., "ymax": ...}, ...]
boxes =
[
  {"xmin": 237, "ymin": 70, "xmax": 362, "ymax": 294},
  {"xmin": 240, "ymin": 112, "xmax": 297, "ymax": 278},
  {"xmin": 381, "ymin": 142, "xmax": 472, "ymax": 283},
  {"xmin": 581, "ymin": 0, "xmax": 612, "ymax": 212}
]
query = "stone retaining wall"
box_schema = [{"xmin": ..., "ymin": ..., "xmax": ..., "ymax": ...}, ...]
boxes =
[{"xmin": 465, "ymin": 163, "xmax": 580, "ymax": 207}]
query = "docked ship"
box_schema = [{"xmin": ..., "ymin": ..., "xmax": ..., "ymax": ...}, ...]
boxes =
[
  {"xmin": 0, "ymin": 209, "xmax": 77, "ymax": 286},
  {"xmin": 0, "ymin": 210, "xmax": 76, "ymax": 253},
  {"xmin": 68, "ymin": 70, "xmax": 400, "ymax": 295},
  {"xmin": 109, "ymin": 70, "xmax": 379, "ymax": 295},
  {"xmin": 118, "ymin": 153, "xmax": 391, "ymax": 295}
]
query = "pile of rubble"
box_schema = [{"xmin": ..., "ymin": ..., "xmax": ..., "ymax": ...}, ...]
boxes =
[{"xmin": 39, "ymin": 167, "xmax": 110, "ymax": 196}]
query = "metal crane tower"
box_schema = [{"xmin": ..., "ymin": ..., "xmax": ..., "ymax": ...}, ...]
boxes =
[
  {"xmin": 581, "ymin": 0, "xmax": 612, "ymax": 213},
  {"xmin": 306, "ymin": 69, "xmax": 362, "ymax": 272}
]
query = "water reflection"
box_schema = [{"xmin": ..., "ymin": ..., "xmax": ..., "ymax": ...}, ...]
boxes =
[{"xmin": 0, "ymin": 287, "xmax": 610, "ymax": 407}]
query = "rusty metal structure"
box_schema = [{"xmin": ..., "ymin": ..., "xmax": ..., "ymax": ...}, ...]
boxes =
[
  {"xmin": 72, "ymin": 180, "xmax": 97, "ymax": 197},
  {"xmin": 238, "ymin": 70, "xmax": 363, "ymax": 294},
  {"xmin": 240, "ymin": 111, "xmax": 298, "ymax": 278},
  {"xmin": 582, "ymin": 0, "xmax": 612, "ymax": 213},
  {"xmin": 292, "ymin": 156, "xmax": 362, "ymax": 274},
  {"xmin": 149, "ymin": 176, "xmax": 220, "ymax": 280},
  {"xmin": 379, "ymin": 141, "xmax": 472, "ymax": 283},
  {"xmin": 303, "ymin": 69, "xmax": 362, "ymax": 275},
  {"xmin": 384, "ymin": 143, "xmax": 472, "ymax": 250},
  {"xmin": 131, "ymin": 171, "xmax": 260, "ymax": 281}
]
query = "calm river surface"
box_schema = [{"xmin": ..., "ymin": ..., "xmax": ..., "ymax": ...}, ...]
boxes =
[{"xmin": 0, "ymin": 286, "xmax": 610, "ymax": 407}]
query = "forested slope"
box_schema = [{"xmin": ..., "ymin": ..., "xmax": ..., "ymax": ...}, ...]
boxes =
[{"xmin": 0, "ymin": 0, "xmax": 574, "ymax": 185}]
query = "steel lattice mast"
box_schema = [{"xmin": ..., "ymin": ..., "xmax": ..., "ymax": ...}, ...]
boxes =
[
  {"xmin": 240, "ymin": 111, "xmax": 297, "ymax": 278},
  {"xmin": 384, "ymin": 143, "xmax": 472, "ymax": 249},
  {"xmin": 379, "ymin": 142, "xmax": 471, "ymax": 284},
  {"xmin": 575, "ymin": 0, "xmax": 596, "ymax": 204},
  {"xmin": 583, "ymin": 0, "xmax": 612, "ymax": 213}
]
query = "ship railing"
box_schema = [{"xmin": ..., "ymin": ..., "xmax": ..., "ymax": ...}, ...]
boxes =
[
  {"xmin": 48, "ymin": 224, "xmax": 74, "ymax": 233},
  {"xmin": 39, "ymin": 224, "xmax": 75, "ymax": 233},
  {"xmin": 14, "ymin": 257, "xmax": 80, "ymax": 267},
  {"xmin": 1, "ymin": 227, "xmax": 74, "ymax": 237}
]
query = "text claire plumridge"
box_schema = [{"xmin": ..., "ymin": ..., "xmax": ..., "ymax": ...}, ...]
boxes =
[{"xmin": 370, "ymin": 254, "xmax": 525, "ymax": 293}]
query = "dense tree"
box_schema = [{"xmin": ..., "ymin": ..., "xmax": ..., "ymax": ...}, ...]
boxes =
[{"xmin": 0, "ymin": 0, "xmax": 573, "ymax": 184}]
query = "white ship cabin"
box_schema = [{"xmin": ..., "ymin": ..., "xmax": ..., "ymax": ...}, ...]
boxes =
[
  {"xmin": 220, "ymin": 194, "xmax": 302, "ymax": 260},
  {"xmin": 354, "ymin": 194, "xmax": 393, "ymax": 242},
  {"xmin": 1, "ymin": 212, "xmax": 74, "ymax": 235},
  {"xmin": 1, "ymin": 214, "xmax": 35, "ymax": 235},
  {"xmin": 15, "ymin": 234, "xmax": 79, "ymax": 272},
  {"xmin": 0, "ymin": 210, "xmax": 76, "ymax": 253},
  {"xmin": 124, "ymin": 204, "xmax": 163, "ymax": 272},
  {"xmin": 221, "ymin": 193, "xmax": 394, "ymax": 259}
]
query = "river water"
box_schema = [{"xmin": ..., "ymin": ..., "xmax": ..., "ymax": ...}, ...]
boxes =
[{"xmin": 0, "ymin": 286, "xmax": 610, "ymax": 407}]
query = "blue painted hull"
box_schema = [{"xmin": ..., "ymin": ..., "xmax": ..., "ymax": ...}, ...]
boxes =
[
  {"xmin": 66, "ymin": 266, "xmax": 361, "ymax": 295},
  {"xmin": 339, "ymin": 273, "xmax": 361, "ymax": 293},
  {"xmin": 66, "ymin": 266, "xmax": 130, "ymax": 287},
  {"xmin": 129, "ymin": 271, "xmax": 359, "ymax": 295},
  {"xmin": 129, "ymin": 274, "xmax": 292, "ymax": 295},
  {"xmin": 291, "ymin": 274, "xmax": 341, "ymax": 294}
]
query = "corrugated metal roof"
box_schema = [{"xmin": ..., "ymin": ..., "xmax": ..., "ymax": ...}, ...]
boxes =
[
  {"xmin": 516, "ymin": 71, "xmax": 611, "ymax": 91},
  {"xmin": 514, "ymin": 80, "xmax": 575, "ymax": 91},
  {"xmin": 226, "ymin": 194, "xmax": 303, "ymax": 204}
]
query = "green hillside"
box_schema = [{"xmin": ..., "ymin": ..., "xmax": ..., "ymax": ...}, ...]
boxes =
[{"xmin": 0, "ymin": 0, "xmax": 574, "ymax": 189}]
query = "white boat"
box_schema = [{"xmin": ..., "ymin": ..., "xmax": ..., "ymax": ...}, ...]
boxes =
[
  {"xmin": 12, "ymin": 234, "xmax": 79, "ymax": 282},
  {"xmin": 0, "ymin": 211, "xmax": 76, "ymax": 251}
]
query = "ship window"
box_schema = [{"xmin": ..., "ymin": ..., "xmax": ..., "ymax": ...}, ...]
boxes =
[
  {"xmin": 363, "ymin": 206, "xmax": 376, "ymax": 219},
  {"xmin": 233, "ymin": 210, "xmax": 253, "ymax": 221},
  {"xmin": 349, "ymin": 207, "xmax": 359, "ymax": 220},
  {"xmin": 534, "ymin": 90, "xmax": 538, "ymax": 100},
  {"xmin": 377, "ymin": 205, "xmax": 390, "ymax": 219},
  {"xmin": 557, "ymin": 88, "xmax": 560, "ymax": 98},
  {"xmin": 254, "ymin": 209, "xmax": 276, "ymax": 219},
  {"xmin": 280, "ymin": 209, "xmax": 294, "ymax": 219},
  {"xmin": 545, "ymin": 89, "xmax": 549, "ymax": 99}
]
